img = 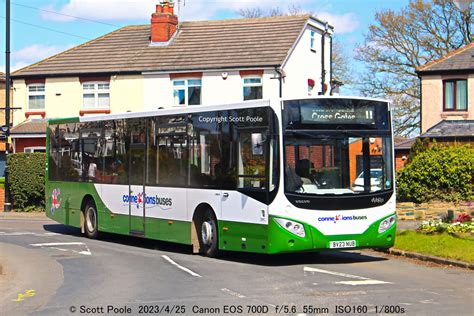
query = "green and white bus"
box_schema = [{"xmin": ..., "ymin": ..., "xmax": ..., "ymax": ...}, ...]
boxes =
[{"xmin": 46, "ymin": 97, "xmax": 396, "ymax": 257}]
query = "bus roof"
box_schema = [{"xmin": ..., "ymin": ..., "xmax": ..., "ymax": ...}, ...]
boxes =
[{"xmin": 47, "ymin": 96, "xmax": 390, "ymax": 124}]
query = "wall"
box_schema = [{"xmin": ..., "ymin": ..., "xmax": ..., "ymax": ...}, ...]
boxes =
[
  {"xmin": 282, "ymin": 24, "xmax": 332, "ymax": 99},
  {"xmin": 13, "ymin": 138, "xmax": 46, "ymax": 153},
  {"xmin": 144, "ymin": 70, "xmax": 281, "ymax": 110},
  {"xmin": 143, "ymin": 74, "xmax": 174, "ymax": 110},
  {"xmin": 0, "ymin": 82, "xmax": 14, "ymax": 126},
  {"xmin": 421, "ymin": 73, "xmax": 474, "ymax": 133},
  {"xmin": 395, "ymin": 149, "xmax": 410, "ymax": 171},
  {"xmin": 13, "ymin": 75, "xmax": 144, "ymax": 126},
  {"xmin": 110, "ymin": 75, "xmax": 144, "ymax": 113}
]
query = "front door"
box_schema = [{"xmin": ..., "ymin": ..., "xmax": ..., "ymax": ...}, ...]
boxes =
[
  {"xmin": 128, "ymin": 120, "xmax": 147, "ymax": 235},
  {"xmin": 221, "ymin": 129, "xmax": 269, "ymax": 224}
]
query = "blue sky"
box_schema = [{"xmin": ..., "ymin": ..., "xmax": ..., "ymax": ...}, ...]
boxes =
[{"xmin": 0, "ymin": 0, "xmax": 410, "ymax": 93}]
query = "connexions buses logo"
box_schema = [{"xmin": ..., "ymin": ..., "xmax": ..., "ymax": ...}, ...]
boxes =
[
  {"xmin": 317, "ymin": 215, "xmax": 368, "ymax": 224},
  {"xmin": 51, "ymin": 189, "xmax": 62, "ymax": 215},
  {"xmin": 122, "ymin": 193, "xmax": 172, "ymax": 210}
]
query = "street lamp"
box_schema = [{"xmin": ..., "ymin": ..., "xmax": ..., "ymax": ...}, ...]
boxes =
[{"xmin": 454, "ymin": 0, "xmax": 473, "ymax": 43}]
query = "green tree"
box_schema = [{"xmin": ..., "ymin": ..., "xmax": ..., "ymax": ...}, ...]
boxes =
[{"xmin": 356, "ymin": 0, "xmax": 471, "ymax": 136}]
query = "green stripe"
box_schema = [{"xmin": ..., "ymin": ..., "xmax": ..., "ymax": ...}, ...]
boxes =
[{"xmin": 48, "ymin": 117, "xmax": 80, "ymax": 124}]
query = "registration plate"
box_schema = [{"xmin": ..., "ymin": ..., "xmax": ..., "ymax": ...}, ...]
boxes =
[{"xmin": 329, "ymin": 240, "xmax": 357, "ymax": 249}]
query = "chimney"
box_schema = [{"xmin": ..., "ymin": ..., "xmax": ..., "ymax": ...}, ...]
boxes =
[{"xmin": 151, "ymin": 0, "xmax": 178, "ymax": 43}]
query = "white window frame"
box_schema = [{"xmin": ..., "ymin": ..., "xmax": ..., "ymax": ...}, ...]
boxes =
[
  {"xmin": 173, "ymin": 78, "xmax": 202, "ymax": 106},
  {"xmin": 27, "ymin": 84, "xmax": 45, "ymax": 110},
  {"xmin": 82, "ymin": 81, "xmax": 110, "ymax": 109},
  {"xmin": 242, "ymin": 76, "xmax": 263, "ymax": 101},
  {"xmin": 310, "ymin": 30, "xmax": 316, "ymax": 52},
  {"xmin": 24, "ymin": 146, "xmax": 46, "ymax": 153}
]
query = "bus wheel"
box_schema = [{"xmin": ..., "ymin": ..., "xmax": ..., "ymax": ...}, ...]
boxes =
[
  {"xmin": 84, "ymin": 201, "xmax": 98, "ymax": 239},
  {"xmin": 199, "ymin": 210, "xmax": 219, "ymax": 257}
]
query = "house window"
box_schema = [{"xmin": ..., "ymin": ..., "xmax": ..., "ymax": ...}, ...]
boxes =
[
  {"xmin": 24, "ymin": 147, "xmax": 46, "ymax": 153},
  {"xmin": 28, "ymin": 84, "xmax": 45, "ymax": 110},
  {"xmin": 173, "ymin": 79, "xmax": 201, "ymax": 106},
  {"xmin": 82, "ymin": 82, "xmax": 110, "ymax": 109},
  {"xmin": 243, "ymin": 77, "xmax": 263, "ymax": 101},
  {"xmin": 310, "ymin": 30, "xmax": 316, "ymax": 51},
  {"xmin": 444, "ymin": 79, "xmax": 467, "ymax": 111}
]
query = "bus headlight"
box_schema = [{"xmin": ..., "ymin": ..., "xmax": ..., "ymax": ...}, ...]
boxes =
[
  {"xmin": 378, "ymin": 215, "xmax": 396, "ymax": 234},
  {"xmin": 275, "ymin": 218, "xmax": 306, "ymax": 238}
]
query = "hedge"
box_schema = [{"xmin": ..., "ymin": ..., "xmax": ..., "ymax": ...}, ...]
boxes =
[
  {"xmin": 7, "ymin": 153, "xmax": 46, "ymax": 210},
  {"xmin": 397, "ymin": 145, "xmax": 474, "ymax": 203}
]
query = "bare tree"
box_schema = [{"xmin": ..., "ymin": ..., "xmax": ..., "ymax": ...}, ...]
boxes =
[
  {"xmin": 237, "ymin": 7, "xmax": 264, "ymax": 18},
  {"xmin": 332, "ymin": 37, "xmax": 354, "ymax": 85},
  {"xmin": 356, "ymin": 0, "xmax": 471, "ymax": 136},
  {"xmin": 237, "ymin": 6, "xmax": 352, "ymax": 89}
]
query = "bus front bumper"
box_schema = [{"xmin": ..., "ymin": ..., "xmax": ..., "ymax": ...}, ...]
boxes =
[{"xmin": 267, "ymin": 214, "xmax": 396, "ymax": 254}]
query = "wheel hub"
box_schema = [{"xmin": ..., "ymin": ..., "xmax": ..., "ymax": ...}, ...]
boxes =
[
  {"xmin": 201, "ymin": 221, "xmax": 213, "ymax": 246},
  {"xmin": 86, "ymin": 207, "xmax": 96, "ymax": 232}
]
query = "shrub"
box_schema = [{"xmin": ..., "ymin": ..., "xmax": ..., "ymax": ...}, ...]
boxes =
[
  {"xmin": 454, "ymin": 213, "xmax": 472, "ymax": 223},
  {"xmin": 397, "ymin": 145, "xmax": 474, "ymax": 203},
  {"xmin": 408, "ymin": 137, "xmax": 431, "ymax": 162},
  {"xmin": 7, "ymin": 153, "xmax": 46, "ymax": 210},
  {"xmin": 418, "ymin": 219, "xmax": 474, "ymax": 234}
]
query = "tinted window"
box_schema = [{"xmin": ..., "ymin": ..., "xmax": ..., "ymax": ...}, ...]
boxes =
[
  {"xmin": 188, "ymin": 112, "xmax": 222, "ymax": 188},
  {"xmin": 156, "ymin": 115, "xmax": 188, "ymax": 186}
]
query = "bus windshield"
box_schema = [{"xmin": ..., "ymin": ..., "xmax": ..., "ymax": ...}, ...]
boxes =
[
  {"xmin": 283, "ymin": 98, "xmax": 393, "ymax": 196},
  {"xmin": 284, "ymin": 133, "xmax": 393, "ymax": 195}
]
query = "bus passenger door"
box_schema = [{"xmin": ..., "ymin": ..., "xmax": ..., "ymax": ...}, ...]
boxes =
[
  {"xmin": 221, "ymin": 129, "xmax": 269, "ymax": 225},
  {"xmin": 128, "ymin": 120, "xmax": 147, "ymax": 235}
]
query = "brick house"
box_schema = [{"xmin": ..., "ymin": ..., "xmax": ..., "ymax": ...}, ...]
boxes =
[
  {"xmin": 416, "ymin": 42, "xmax": 474, "ymax": 144},
  {"xmin": 11, "ymin": 1, "xmax": 335, "ymax": 150}
]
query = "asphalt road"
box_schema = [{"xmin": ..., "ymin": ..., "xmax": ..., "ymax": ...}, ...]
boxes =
[{"xmin": 0, "ymin": 214, "xmax": 473, "ymax": 316}]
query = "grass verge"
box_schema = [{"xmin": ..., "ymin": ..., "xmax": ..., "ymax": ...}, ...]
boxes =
[{"xmin": 395, "ymin": 230, "xmax": 474, "ymax": 263}]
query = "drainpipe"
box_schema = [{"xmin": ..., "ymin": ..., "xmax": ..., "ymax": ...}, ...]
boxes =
[
  {"xmin": 329, "ymin": 33, "xmax": 333, "ymax": 95},
  {"xmin": 321, "ymin": 22, "xmax": 329, "ymax": 95},
  {"xmin": 275, "ymin": 67, "xmax": 285, "ymax": 98},
  {"xmin": 419, "ymin": 76, "xmax": 422, "ymax": 134}
]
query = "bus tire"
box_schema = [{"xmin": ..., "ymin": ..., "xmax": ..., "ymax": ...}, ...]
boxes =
[
  {"xmin": 199, "ymin": 209, "xmax": 219, "ymax": 257},
  {"xmin": 84, "ymin": 201, "xmax": 98, "ymax": 239}
]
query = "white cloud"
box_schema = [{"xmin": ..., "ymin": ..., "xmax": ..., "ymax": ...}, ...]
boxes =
[
  {"xmin": 41, "ymin": 0, "xmax": 318, "ymax": 21},
  {"xmin": 316, "ymin": 12, "xmax": 360, "ymax": 34},
  {"xmin": 40, "ymin": 0, "xmax": 359, "ymax": 34},
  {"xmin": 10, "ymin": 44, "xmax": 74, "ymax": 71}
]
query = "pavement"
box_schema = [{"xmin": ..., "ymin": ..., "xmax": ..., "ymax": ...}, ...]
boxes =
[{"xmin": 0, "ymin": 213, "xmax": 473, "ymax": 315}]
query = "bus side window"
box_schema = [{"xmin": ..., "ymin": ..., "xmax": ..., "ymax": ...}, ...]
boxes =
[
  {"xmin": 113, "ymin": 119, "xmax": 128, "ymax": 184},
  {"xmin": 188, "ymin": 112, "xmax": 221, "ymax": 188},
  {"xmin": 237, "ymin": 131, "xmax": 267, "ymax": 189},
  {"xmin": 156, "ymin": 116, "xmax": 187, "ymax": 187},
  {"xmin": 48, "ymin": 125, "xmax": 60, "ymax": 181}
]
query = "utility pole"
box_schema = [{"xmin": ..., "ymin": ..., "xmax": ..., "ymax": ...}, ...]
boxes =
[{"xmin": 4, "ymin": 0, "xmax": 11, "ymax": 212}]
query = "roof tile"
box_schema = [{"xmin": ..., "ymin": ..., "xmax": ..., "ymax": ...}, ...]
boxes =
[
  {"xmin": 13, "ymin": 15, "xmax": 310, "ymax": 77},
  {"xmin": 416, "ymin": 43, "xmax": 474, "ymax": 73}
]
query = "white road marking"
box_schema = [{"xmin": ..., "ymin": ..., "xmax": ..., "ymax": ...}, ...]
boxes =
[
  {"xmin": 161, "ymin": 255, "xmax": 201, "ymax": 277},
  {"xmin": 30, "ymin": 242, "xmax": 92, "ymax": 256},
  {"xmin": 30, "ymin": 242, "xmax": 84, "ymax": 247},
  {"xmin": 0, "ymin": 231, "xmax": 59, "ymax": 236},
  {"xmin": 335, "ymin": 280, "xmax": 391, "ymax": 286},
  {"xmin": 221, "ymin": 288, "xmax": 246, "ymax": 298},
  {"xmin": 304, "ymin": 267, "xmax": 369, "ymax": 280},
  {"xmin": 304, "ymin": 267, "xmax": 390, "ymax": 286}
]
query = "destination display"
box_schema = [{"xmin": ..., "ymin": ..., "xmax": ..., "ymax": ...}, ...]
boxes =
[{"xmin": 300, "ymin": 103, "xmax": 377, "ymax": 125}]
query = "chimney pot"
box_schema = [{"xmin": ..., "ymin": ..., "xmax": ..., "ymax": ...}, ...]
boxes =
[{"xmin": 151, "ymin": 1, "xmax": 178, "ymax": 43}]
